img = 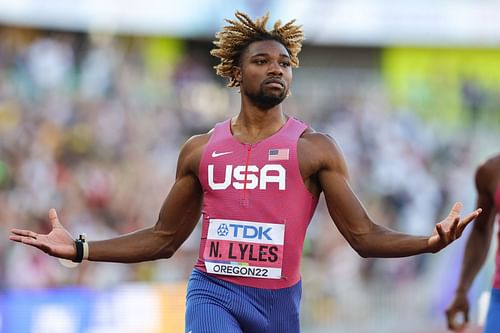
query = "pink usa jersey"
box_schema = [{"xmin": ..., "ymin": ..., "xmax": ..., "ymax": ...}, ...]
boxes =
[{"xmin": 196, "ymin": 117, "xmax": 319, "ymax": 289}]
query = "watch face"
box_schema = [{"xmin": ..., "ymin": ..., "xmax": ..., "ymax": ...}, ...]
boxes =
[{"xmin": 58, "ymin": 258, "xmax": 79, "ymax": 268}]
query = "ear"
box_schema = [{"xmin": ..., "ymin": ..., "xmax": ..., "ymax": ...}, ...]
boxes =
[{"xmin": 233, "ymin": 66, "xmax": 242, "ymax": 83}]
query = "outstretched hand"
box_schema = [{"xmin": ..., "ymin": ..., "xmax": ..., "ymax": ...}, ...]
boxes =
[
  {"xmin": 428, "ymin": 202, "xmax": 481, "ymax": 253},
  {"xmin": 445, "ymin": 291, "xmax": 469, "ymax": 332},
  {"xmin": 9, "ymin": 208, "xmax": 76, "ymax": 260}
]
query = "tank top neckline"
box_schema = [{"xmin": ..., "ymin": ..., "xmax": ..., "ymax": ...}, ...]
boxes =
[{"xmin": 224, "ymin": 116, "xmax": 294, "ymax": 147}]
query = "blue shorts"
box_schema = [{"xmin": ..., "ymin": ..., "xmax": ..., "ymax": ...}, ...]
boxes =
[
  {"xmin": 484, "ymin": 288, "xmax": 500, "ymax": 333},
  {"xmin": 185, "ymin": 269, "xmax": 302, "ymax": 333}
]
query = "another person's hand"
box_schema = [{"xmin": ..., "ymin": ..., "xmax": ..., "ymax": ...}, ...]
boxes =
[
  {"xmin": 427, "ymin": 202, "xmax": 481, "ymax": 253},
  {"xmin": 9, "ymin": 208, "xmax": 76, "ymax": 260},
  {"xmin": 445, "ymin": 291, "xmax": 469, "ymax": 332}
]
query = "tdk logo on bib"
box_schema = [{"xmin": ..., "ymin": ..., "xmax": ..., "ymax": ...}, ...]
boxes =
[
  {"xmin": 217, "ymin": 224, "xmax": 229, "ymax": 237},
  {"xmin": 208, "ymin": 219, "xmax": 285, "ymax": 245},
  {"xmin": 229, "ymin": 224, "xmax": 272, "ymax": 240}
]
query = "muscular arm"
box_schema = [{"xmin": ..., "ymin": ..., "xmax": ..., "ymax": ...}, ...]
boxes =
[
  {"xmin": 445, "ymin": 157, "xmax": 499, "ymax": 330},
  {"xmin": 301, "ymin": 132, "xmax": 480, "ymax": 258},
  {"xmin": 455, "ymin": 162, "xmax": 497, "ymax": 293},
  {"xmin": 88, "ymin": 135, "xmax": 207, "ymax": 262},
  {"xmin": 10, "ymin": 133, "xmax": 209, "ymax": 263}
]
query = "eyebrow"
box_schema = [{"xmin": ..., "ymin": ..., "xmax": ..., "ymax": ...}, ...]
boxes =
[{"xmin": 250, "ymin": 52, "xmax": 290, "ymax": 59}]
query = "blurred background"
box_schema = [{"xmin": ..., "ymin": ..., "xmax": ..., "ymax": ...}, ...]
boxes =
[{"xmin": 1, "ymin": 1, "xmax": 499, "ymax": 332}]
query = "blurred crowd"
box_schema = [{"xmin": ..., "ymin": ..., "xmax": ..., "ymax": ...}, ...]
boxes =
[{"xmin": 0, "ymin": 27, "xmax": 498, "ymax": 332}]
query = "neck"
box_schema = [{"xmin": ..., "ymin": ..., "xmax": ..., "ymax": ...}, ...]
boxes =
[{"xmin": 231, "ymin": 99, "xmax": 287, "ymax": 144}]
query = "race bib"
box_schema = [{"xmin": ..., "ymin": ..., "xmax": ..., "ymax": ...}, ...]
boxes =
[{"xmin": 203, "ymin": 219, "xmax": 285, "ymax": 279}]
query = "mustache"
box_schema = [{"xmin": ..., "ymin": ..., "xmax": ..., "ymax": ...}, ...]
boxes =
[{"xmin": 262, "ymin": 77, "xmax": 285, "ymax": 87}]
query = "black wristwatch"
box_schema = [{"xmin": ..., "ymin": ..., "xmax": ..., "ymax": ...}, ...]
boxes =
[{"xmin": 72, "ymin": 234, "xmax": 86, "ymax": 263}]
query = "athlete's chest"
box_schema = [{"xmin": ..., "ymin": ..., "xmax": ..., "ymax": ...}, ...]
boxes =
[{"xmin": 205, "ymin": 141, "xmax": 293, "ymax": 191}]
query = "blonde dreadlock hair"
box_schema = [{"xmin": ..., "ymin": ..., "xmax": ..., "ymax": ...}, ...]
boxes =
[{"xmin": 211, "ymin": 11, "xmax": 304, "ymax": 87}]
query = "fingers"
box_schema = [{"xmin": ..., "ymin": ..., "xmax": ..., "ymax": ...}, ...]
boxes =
[
  {"xmin": 48, "ymin": 208, "xmax": 61, "ymax": 228},
  {"xmin": 8, "ymin": 234, "xmax": 25, "ymax": 243},
  {"xmin": 9, "ymin": 229, "xmax": 39, "ymax": 245},
  {"xmin": 9, "ymin": 233, "xmax": 43, "ymax": 248},
  {"xmin": 448, "ymin": 216, "xmax": 459, "ymax": 238},
  {"xmin": 445, "ymin": 309, "xmax": 455, "ymax": 330},
  {"xmin": 10, "ymin": 229, "xmax": 54, "ymax": 255},
  {"xmin": 448, "ymin": 202, "xmax": 462, "ymax": 219},
  {"xmin": 436, "ymin": 223, "xmax": 446, "ymax": 241},
  {"xmin": 442, "ymin": 203, "xmax": 482, "ymax": 241},
  {"xmin": 446, "ymin": 309, "xmax": 468, "ymax": 332},
  {"xmin": 10, "ymin": 228, "xmax": 38, "ymax": 239},
  {"xmin": 459, "ymin": 208, "xmax": 482, "ymax": 226},
  {"xmin": 9, "ymin": 208, "xmax": 61, "ymax": 240},
  {"xmin": 456, "ymin": 208, "xmax": 482, "ymax": 237},
  {"xmin": 436, "ymin": 218, "xmax": 460, "ymax": 246}
]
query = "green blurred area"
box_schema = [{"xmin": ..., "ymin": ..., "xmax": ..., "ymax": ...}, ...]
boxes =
[{"xmin": 382, "ymin": 48, "xmax": 500, "ymax": 129}]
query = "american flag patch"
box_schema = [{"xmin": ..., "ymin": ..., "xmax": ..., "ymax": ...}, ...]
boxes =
[{"xmin": 268, "ymin": 148, "xmax": 289, "ymax": 161}]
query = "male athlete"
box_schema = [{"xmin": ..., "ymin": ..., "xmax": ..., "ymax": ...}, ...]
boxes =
[
  {"xmin": 446, "ymin": 154, "xmax": 500, "ymax": 333},
  {"xmin": 10, "ymin": 12, "xmax": 482, "ymax": 333}
]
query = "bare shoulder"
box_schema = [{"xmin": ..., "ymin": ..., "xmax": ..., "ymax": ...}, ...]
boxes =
[
  {"xmin": 475, "ymin": 153, "xmax": 500, "ymax": 193},
  {"xmin": 177, "ymin": 131, "xmax": 213, "ymax": 176},
  {"xmin": 182, "ymin": 131, "xmax": 212, "ymax": 151},
  {"xmin": 477, "ymin": 154, "xmax": 500, "ymax": 177},
  {"xmin": 298, "ymin": 127, "xmax": 347, "ymax": 172},
  {"xmin": 485, "ymin": 154, "xmax": 500, "ymax": 169},
  {"xmin": 300, "ymin": 127, "xmax": 344, "ymax": 156}
]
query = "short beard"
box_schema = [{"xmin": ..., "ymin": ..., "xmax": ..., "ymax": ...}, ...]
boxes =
[{"xmin": 244, "ymin": 88, "xmax": 287, "ymax": 109}]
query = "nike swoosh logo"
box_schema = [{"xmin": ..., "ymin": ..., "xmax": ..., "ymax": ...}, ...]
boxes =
[{"xmin": 212, "ymin": 151, "xmax": 232, "ymax": 158}]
